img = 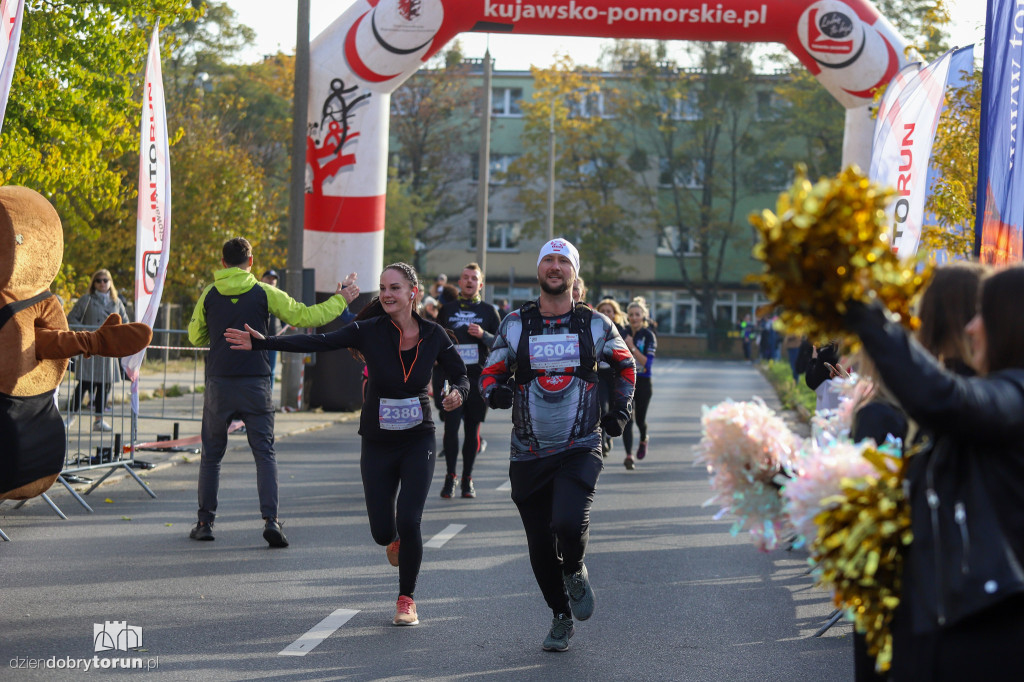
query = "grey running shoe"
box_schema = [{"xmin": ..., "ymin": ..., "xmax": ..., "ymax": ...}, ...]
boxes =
[
  {"xmin": 563, "ymin": 564, "xmax": 595, "ymax": 620},
  {"xmin": 624, "ymin": 455, "xmax": 635, "ymax": 470},
  {"xmin": 189, "ymin": 521, "xmax": 214, "ymax": 541},
  {"xmin": 263, "ymin": 518, "xmax": 289, "ymax": 548},
  {"xmin": 542, "ymin": 613, "xmax": 575, "ymax": 652}
]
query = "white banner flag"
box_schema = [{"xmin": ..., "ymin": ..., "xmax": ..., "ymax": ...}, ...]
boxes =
[
  {"xmin": 123, "ymin": 25, "xmax": 171, "ymax": 413},
  {"xmin": 0, "ymin": 0, "xmax": 24, "ymax": 135},
  {"xmin": 868, "ymin": 49, "xmax": 958, "ymax": 258}
]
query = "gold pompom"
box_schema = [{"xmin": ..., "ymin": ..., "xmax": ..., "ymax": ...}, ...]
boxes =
[
  {"xmin": 749, "ymin": 166, "xmax": 930, "ymax": 347},
  {"xmin": 811, "ymin": 448, "xmax": 911, "ymax": 672}
]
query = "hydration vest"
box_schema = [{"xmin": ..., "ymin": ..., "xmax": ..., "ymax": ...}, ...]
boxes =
[{"xmin": 513, "ymin": 300, "xmax": 598, "ymax": 385}]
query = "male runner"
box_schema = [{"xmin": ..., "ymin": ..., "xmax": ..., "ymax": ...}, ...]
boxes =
[
  {"xmin": 480, "ymin": 238, "xmax": 635, "ymax": 652},
  {"xmin": 436, "ymin": 263, "xmax": 501, "ymax": 498}
]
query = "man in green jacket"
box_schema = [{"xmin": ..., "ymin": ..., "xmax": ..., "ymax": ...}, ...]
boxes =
[{"xmin": 187, "ymin": 237, "xmax": 359, "ymax": 547}]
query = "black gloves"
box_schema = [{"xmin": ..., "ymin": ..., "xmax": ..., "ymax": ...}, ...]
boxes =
[
  {"xmin": 488, "ymin": 384, "xmax": 514, "ymax": 409},
  {"xmin": 600, "ymin": 410, "xmax": 629, "ymax": 438}
]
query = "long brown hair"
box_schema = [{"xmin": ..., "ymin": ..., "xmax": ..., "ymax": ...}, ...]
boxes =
[
  {"xmin": 979, "ymin": 265, "xmax": 1024, "ymax": 373},
  {"xmin": 356, "ymin": 262, "xmax": 420, "ymax": 321},
  {"xmin": 916, "ymin": 261, "xmax": 986, "ymax": 367}
]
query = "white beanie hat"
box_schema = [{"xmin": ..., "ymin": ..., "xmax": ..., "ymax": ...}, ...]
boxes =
[{"xmin": 537, "ymin": 238, "xmax": 580, "ymax": 274}]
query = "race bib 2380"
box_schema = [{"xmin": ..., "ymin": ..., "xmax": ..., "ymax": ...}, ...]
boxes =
[{"xmin": 378, "ymin": 397, "xmax": 423, "ymax": 430}]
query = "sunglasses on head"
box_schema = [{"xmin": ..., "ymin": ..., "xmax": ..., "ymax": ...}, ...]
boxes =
[{"xmin": 94, "ymin": 278, "xmax": 109, "ymax": 283}]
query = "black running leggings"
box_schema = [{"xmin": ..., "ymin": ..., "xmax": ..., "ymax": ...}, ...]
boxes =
[
  {"xmin": 360, "ymin": 432, "xmax": 436, "ymax": 598},
  {"xmin": 510, "ymin": 449, "xmax": 602, "ymax": 616},
  {"xmin": 622, "ymin": 376, "xmax": 652, "ymax": 455},
  {"xmin": 442, "ymin": 405, "xmax": 483, "ymax": 478}
]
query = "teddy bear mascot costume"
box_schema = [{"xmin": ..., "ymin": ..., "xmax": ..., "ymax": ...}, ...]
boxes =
[{"xmin": 0, "ymin": 185, "xmax": 152, "ymax": 503}]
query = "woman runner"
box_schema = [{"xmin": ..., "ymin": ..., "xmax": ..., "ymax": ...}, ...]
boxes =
[
  {"xmin": 596, "ymin": 299, "xmax": 627, "ymax": 457},
  {"xmin": 224, "ymin": 263, "xmax": 469, "ymax": 627},
  {"xmin": 621, "ymin": 297, "xmax": 656, "ymax": 470}
]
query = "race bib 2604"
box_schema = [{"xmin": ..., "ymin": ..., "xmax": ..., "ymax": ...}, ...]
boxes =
[{"xmin": 528, "ymin": 334, "xmax": 580, "ymax": 371}]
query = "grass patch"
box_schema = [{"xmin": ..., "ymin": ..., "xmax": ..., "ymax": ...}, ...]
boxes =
[
  {"xmin": 761, "ymin": 360, "xmax": 816, "ymax": 417},
  {"xmin": 152, "ymin": 384, "xmax": 188, "ymax": 398},
  {"xmin": 141, "ymin": 357, "xmax": 203, "ymax": 375}
]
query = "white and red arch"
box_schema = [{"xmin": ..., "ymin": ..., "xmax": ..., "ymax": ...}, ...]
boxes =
[{"xmin": 304, "ymin": 0, "xmax": 909, "ymax": 290}]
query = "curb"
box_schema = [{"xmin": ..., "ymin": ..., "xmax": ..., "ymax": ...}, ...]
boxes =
[{"xmin": 5, "ymin": 411, "xmax": 359, "ymax": 515}]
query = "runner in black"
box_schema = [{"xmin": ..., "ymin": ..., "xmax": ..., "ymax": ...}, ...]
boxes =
[
  {"xmin": 224, "ymin": 263, "xmax": 469, "ymax": 628},
  {"xmin": 436, "ymin": 262, "xmax": 501, "ymax": 499},
  {"xmin": 596, "ymin": 298, "xmax": 628, "ymax": 458},
  {"xmin": 480, "ymin": 238, "xmax": 635, "ymax": 652},
  {"xmin": 622, "ymin": 297, "xmax": 657, "ymax": 470}
]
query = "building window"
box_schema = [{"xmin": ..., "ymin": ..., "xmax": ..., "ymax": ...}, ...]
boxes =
[
  {"xmin": 755, "ymin": 90, "xmax": 774, "ymax": 120},
  {"xmin": 469, "ymin": 220, "xmax": 522, "ymax": 252},
  {"xmin": 569, "ymin": 90, "xmax": 614, "ymax": 119},
  {"xmin": 470, "ymin": 153, "xmax": 521, "ymax": 183},
  {"xmin": 658, "ymin": 157, "xmax": 704, "ymax": 189},
  {"xmin": 660, "ymin": 91, "xmax": 700, "ymax": 121},
  {"xmin": 492, "ymin": 88, "xmax": 523, "ymax": 117},
  {"xmin": 657, "ymin": 226, "xmax": 700, "ymax": 256}
]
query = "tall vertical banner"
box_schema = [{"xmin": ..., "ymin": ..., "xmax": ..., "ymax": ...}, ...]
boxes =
[
  {"xmin": 122, "ymin": 25, "xmax": 171, "ymax": 413},
  {"xmin": 0, "ymin": 0, "xmax": 24, "ymax": 135},
  {"xmin": 975, "ymin": 0, "xmax": 1024, "ymax": 264},
  {"xmin": 868, "ymin": 47, "xmax": 968, "ymax": 258}
]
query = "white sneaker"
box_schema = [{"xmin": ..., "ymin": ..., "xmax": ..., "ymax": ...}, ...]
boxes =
[{"xmin": 93, "ymin": 420, "xmax": 113, "ymax": 432}]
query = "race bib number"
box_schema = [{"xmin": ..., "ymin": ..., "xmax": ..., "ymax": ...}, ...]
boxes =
[
  {"xmin": 455, "ymin": 343, "xmax": 479, "ymax": 365},
  {"xmin": 528, "ymin": 334, "xmax": 581, "ymax": 371},
  {"xmin": 378, "ymin": 397, "xmax": 423, "ymax": 430}
]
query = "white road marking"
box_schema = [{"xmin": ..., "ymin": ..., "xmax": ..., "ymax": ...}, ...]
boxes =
[
  {"xmin": 496, "ymin": 479, "xmax": 512, "ymax": 491},
  {"xmin": 279, "ymin": 608, "xmax": 359, "ymax": 656},
  {"xmin": 424, "ymin": 523, "xmax": 466, "ymax": 548}
]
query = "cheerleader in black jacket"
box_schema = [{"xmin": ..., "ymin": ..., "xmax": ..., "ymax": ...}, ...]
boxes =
[
  {"xmin": 844, "ymin": 265, "xmax": 1024, "ymax": 679},
  {"xmin": 225, "ymin": 263, "xmax": 469, "ymax": 628}
]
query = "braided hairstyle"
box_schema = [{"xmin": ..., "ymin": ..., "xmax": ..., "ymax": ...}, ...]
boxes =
[
  {"xmin": 348, "ymin": 263, "xmax": 421, "ymax": 362},
  {"xmin": 356, "ymin": 262, "xmax": 420, "ymax": 322}
]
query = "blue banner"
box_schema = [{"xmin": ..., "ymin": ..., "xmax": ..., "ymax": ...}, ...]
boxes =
[{"xmin": 975, "ymin": 0, "xmax": 1024, "ymax": 263}]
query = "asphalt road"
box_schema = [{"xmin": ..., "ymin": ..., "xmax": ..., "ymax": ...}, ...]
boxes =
[{"xmin": 1, "ymin": 359, "xmax": 852, "ymax": 681}]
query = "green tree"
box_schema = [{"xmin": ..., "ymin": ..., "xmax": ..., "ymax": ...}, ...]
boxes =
[
  {"xmin": 922, "ymin": 68, "xmax": 981, "ymax": 260},
  {"xmin": 508, "ymin": 55, "xmax": 651, "ymax": 293},
  {"xmin": 613, "ymin": 41, "xmax": 767, "ymax": 351},
  {"xmin": 383, "ymin": 170, "xmax": 426, "ymax": 266},
  {"xmin": 874, "ymin": 0, "xmax": 951, "ymax": 59},
  {"xmin": 388, "ymin": 45, "xmax": 479, "ymax": 271},
  {"xmin": 761, "ymin": 68, "xmax": 844, "ymax": 182},
  {"xmin": 0, "ymin": 1, "xmax": 197, "ymax": 297}
]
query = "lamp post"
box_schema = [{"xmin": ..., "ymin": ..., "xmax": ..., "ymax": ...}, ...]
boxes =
[
  {"xmin": 546, "ymin": 89, "xmax": 585, "ymax": 243},
  {"xmin": 546, "ymin": 102, "xmax": 556, "ymax": 243},
  {"xmin": 281, "ymin": 0, "xmax": 309, "ymax": 410}
]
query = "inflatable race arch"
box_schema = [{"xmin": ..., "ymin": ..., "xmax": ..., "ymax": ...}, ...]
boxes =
[{"xmin": 304, "ymin": 0, "xmax": 910, "ymax": 288}]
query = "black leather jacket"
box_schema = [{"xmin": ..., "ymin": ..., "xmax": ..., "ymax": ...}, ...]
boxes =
[{"xmin": 847, "ymin": 302, "xmax": 1024, "ymax": 634}]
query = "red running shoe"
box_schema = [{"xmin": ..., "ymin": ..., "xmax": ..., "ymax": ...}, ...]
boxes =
[
  {"xmin": 386, "ymin": 539, "xmax": 400, "ymax": 567},
  {"xmin": 393, "ymin": 595, "xmax": 419, "ymax": 626}
]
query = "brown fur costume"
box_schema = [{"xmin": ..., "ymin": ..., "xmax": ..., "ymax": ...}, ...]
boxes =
[{"xmin": 0, "ymin": 186, "xmax": 152, "ymax": 500}]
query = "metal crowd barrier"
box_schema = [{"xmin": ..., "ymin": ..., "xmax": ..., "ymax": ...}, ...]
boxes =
[{"xmin": 7, "ymin": 328, "xmax": 210, "ymax": 525}]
